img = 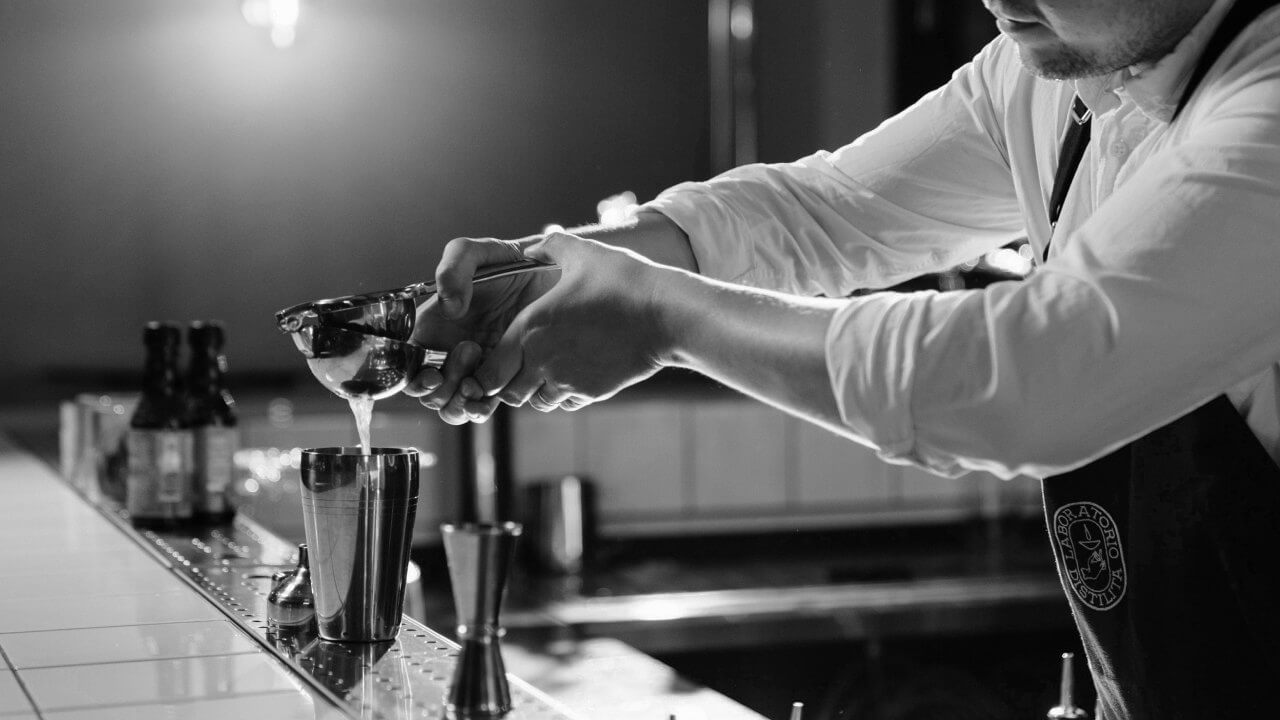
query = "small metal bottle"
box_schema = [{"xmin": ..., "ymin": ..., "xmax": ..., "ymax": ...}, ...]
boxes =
[
  {"xmin": 1047, "ymin": 652, "xmax": 1089, "ymax": 719},
  {"xmin": 268, "ymin": 544, "xmax": 316, "ymax": 629}
]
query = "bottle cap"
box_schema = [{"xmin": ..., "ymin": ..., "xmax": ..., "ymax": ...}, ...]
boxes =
[{"xmin": 143, "ymin": 321, "xmax": 181, "ymax": 347}]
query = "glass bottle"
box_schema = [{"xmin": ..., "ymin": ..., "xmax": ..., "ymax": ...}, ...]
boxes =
[
  {"xmin": 186, "ymin": 321, "xmax": 239, "ymax": 523},
  {"xmin": 126, "ymin": 322, "xmax": 194, "ymax": 527}
]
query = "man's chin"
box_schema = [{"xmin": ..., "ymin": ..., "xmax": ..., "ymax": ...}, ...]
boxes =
[{"xmin": 1016, "ymin": 44, "xmax": 1106, "ymax": 80}]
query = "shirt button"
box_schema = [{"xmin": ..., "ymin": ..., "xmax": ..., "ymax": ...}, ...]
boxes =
[{"xmin": 1110, "ymin": 140, "xmax": 1129, "ymax": 157}]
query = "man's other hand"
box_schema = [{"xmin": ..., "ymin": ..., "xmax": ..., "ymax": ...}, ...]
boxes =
[
  {"xmin": 455, "ymin": 231, "xmax": 672, "ymax": 421},
  {"xmin": 403, "ymin": 235, "xmax": 558, "ymax": 424}
]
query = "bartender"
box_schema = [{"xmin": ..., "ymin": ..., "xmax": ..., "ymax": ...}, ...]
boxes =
[{"xmin": 407, "ymin": 0, "xmax": 1280, "ymax": 717}]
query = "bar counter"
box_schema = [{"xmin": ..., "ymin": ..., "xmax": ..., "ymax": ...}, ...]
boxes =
[
  {"xmin": 0, "ymin": 432, "xmax": 763, "ymax": 719},
  {"xmin": 0, "ymin": 433, "xmax": 330, "ymax": 718},
  {"xmin": 0, "ymin": 412, "xmax": 1075, "ymax": 719}
]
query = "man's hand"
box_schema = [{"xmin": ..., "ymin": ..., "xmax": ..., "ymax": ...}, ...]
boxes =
[
  {"xmin": 403, "ymin": 236, "xmax": 559, "ymax": 423},
  {"xmin": 455, "ymin": 231, "xmax": 672, "ymax": 420},
  {"xmin": 411, "ymin": 220, "xmax": 845, "ymax": 437},
  {"xmin": 406, "ymin": 212, "xmax": 697, "ymax": 424}
]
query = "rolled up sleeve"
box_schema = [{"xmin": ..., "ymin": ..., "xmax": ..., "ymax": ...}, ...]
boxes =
[
  {"xmin": 825, "ymin": 83, "xmax": 1280, "ymax": 478},
  {"xmin": 643, "ymin": 36, "xmax": 1027, "ymax": 298}
]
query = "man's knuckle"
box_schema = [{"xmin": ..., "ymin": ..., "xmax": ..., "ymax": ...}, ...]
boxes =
[{"xmin": 441, "ymin": 238, "xmax": 471, "ymax": 261}]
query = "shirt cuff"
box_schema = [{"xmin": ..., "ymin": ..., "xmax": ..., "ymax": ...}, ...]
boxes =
[
  {"xmin": 824, "ymin": 293, "xmax": 924, "ymax": 466},
  {"xmin": 640, "ymin": 183, "xmax": 757, "ymax": 284}
]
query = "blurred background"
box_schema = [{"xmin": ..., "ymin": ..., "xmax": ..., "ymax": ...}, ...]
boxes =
[
  {"xmin": 0, "ymin": 0, "xmax": 1009, "ymax": 400},
  {"xmin": 2, "ymin": 2, "xmax": 1085, "ymax": 718}
]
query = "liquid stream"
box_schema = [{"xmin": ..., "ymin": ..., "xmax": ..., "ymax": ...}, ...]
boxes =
[{"xmin": 348, "ymin": 396, "xmax": 374, "ymax": 456}]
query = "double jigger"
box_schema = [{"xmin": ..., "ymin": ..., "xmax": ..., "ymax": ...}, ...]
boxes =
[
  {"xmin": 292, "ymin": 446, "xmax": 522, "ymax": 717},
  {"xmin": 442, "ymin": 521, "xmax": 523, "ymax": 718}
]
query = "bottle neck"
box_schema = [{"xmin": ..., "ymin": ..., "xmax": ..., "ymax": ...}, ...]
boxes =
[
  {"xmin": 143, "ymin": 346, "xmax": 182, "ymax": 398},
  {"xmin": 188, "ymin": 349, "xmax": 225, "ymax": 396}
]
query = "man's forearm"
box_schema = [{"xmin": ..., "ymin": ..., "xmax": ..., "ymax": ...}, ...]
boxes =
[
  {"xmin": 568, "ymin": 210, "xmax": 700, "ymax": 273},
  {"xmin": 569, "ymin": 215, "xmax": 856, "ymax": 438},
  {"xmin": 654, "ymin": 266, "xmax": 852, "ymax": 435}
]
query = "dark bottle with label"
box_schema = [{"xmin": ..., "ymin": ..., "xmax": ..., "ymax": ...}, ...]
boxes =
[
  {"xmin": 186, "ymin": 321, "xmax": 239, "ymax": 523},
  {"xmin": 126, "ymin": 322, "xmax": 195, "ymax": 527}
]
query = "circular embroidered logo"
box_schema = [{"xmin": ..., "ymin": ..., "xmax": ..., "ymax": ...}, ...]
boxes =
[{"xmin": 1052, "ymin": 501, "xmax": 1127, "ymax": 611}]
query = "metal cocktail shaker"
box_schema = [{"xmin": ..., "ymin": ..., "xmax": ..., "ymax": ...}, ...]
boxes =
[{"xmin": 300, "ymin": 447, "xmax": 419, "ymax": 642}]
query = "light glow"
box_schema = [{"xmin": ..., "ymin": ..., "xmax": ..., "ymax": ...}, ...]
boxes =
[
  {"xmin": 267, "ymin": 398, "xmax": 294, "ymax": 428},
  {"xmin": 984, "ymin": 247, "xmax": 1035, "ymax": 276},
  {"xmin": 242, "ymin": 0, "xmax": 301, "ymax": 49},
  {"xmin": 270, "ymin": 25, "xmax": 296, "ymax": 50},
  {"xmin": 730, "ymin": 2, "xmax": 755, "ymax": 40},
  {"xmin": 596, "ymin": 191, "xmax": 638, "ymax": 226}
]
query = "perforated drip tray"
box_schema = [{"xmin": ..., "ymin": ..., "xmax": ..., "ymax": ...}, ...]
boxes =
[{"xmin": 97, "ymin": 506, "xmax": 579, "ymax": 720}]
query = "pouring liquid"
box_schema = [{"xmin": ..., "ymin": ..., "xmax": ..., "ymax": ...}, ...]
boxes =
[{"xmin": 348, "ymin": 396, "xmax": 374, "ymax": 456}]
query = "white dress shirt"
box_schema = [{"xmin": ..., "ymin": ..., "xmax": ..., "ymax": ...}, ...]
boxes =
[{"xmin": 644, "ymin": 0, "xmax": 1280, "ymax": 479}]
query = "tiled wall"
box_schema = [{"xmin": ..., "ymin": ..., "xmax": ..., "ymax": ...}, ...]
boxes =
[{"xmin": 512, "ymin": 396, "xmax": 1042, "ymax": 536}]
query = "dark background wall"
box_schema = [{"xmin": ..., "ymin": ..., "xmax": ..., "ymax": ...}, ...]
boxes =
[
  {"xmin": 0, "ymin": 0, "xmax": 699, "ymax": 397},
  {"xmin": 0, "ymin": 0, "xmax": 978, "ymax": 402}
]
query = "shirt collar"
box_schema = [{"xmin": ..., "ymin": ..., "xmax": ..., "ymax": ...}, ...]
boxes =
[{"xmin": 1075, "ymin": 0, "xmax": 1236, "ymax": 122}]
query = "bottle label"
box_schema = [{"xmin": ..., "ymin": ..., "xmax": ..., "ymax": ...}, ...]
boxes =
[
  {"xmin": 126, "ymin": 429, "xmax": 193, "ymax": 519},
  {"xmin": 195, "ymin": 427, "xmax": 239, "ymax": 514}
]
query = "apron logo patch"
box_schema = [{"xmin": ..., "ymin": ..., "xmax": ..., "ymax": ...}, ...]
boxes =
[{"xmin": 1052, "ymin": 501, "xmax": 1127, "ymax": 611}]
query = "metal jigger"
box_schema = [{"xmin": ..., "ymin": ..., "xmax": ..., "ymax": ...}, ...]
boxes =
[{"xmin": 442, "ymin": 522, "xmax": 523, "ymax": 718}]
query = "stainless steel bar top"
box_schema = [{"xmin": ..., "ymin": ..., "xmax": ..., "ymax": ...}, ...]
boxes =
[{"xmin": 0, "ymin": 431, "xmax": 581, "ymax": 720}]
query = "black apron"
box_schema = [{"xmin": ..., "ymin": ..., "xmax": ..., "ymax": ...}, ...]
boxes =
[{"xmin": 1041, "ymin": 2, "xmax": 1280, "ymax": 718}]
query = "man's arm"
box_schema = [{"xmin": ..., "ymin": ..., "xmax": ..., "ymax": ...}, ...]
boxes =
[
  {"xmin": 462, "ymin": 233, "xmax": 850, "ymax": 429},
  {"xmin": 654, "ymin": 268, "xmax": 850, "ymax": 435},
  {"xmin": 564, "ymin": 211, "xmax": 699, "ymax": 273},
  {"xmin": 584, "ymin": 37, "xmax": 1028, "ymax": 297},
  {"xmin": 807, "ymin": 90, "xmax": 1280, "ymax": 478},
  {"xmin": 471, "ymin": 57, "xmax": 1280, "ymax": 478},
  {"xmin": 420, "ymin": 36, "xmax": 1029, "ymax": 426},
  {"xmin": 642, "ymin": 35, "xmax": 1028, "ymax": 297}
]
